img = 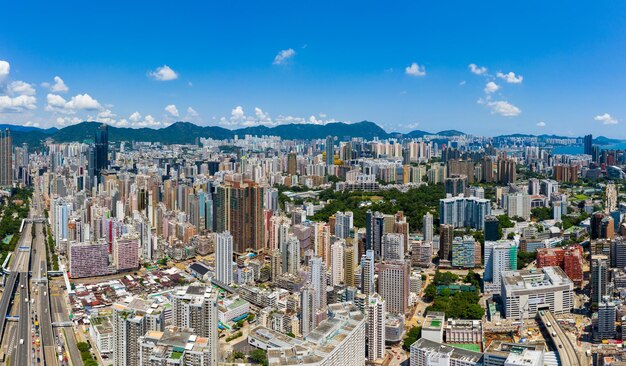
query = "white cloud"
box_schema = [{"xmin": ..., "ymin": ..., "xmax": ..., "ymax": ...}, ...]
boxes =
[
  {"xmin": 594, "ymin": 113, "xmax": 618, "ymax": 125},
  {"xmin": 219, "ymin": 105, "xmax": 337, "ymax": 128},
  {"xmin": 404, "ymin": 122, "xmax": 420, "ymax": 130},
  {"xmin": 165, "ymin": 104, "xmax": 179, "ymax": 117},
  {"xmin": 468, "ymin": 63, "xmax": 488, "ymax": 75},
  {"xmin": 497, "ymin": 71, "xmax": 523, "ymax": 84},
  {"xmin": 273, "ymin": 48, "xmax": 296, "ymax": 65},
  {"xmin": 405, "ymin": 62, "xmax": 426, "ymax": 77},
  {"xmin": 484, "ymin": 81, "xmax": 500, "ymax": 94},
  {"xmin": 55, "ymin": 116, "xmax": 82, "ymax": 126},
  {"xmin": 42, "ymin": 76, "xmax": 69, "ymax": 93},
  {"xmin": 0, "ymin": 60, "xmax": 9, "ymax": 81},
  {"xmin": 148, "ymin": 65, "xmax": 178, "ymax": 81},
  {"xmin": 129, "ymin": 111, "xmax": 142, "ymax": 122},
  {"xmin": 485, "ymin": 100, "xmax": 521, "ymax": 117},
  {"xmin": 186, "ymin": 107, "xmax": 199, "ymax": 118},
  {"xmin": 537, "ymin": 121, "xmax": 546, "ymax": 127},
  {"xmin": 133, "ymin": 114, "xmax": 161, "ymax": 127},
  {"xmin": 46, "ymin": 93, "xmax": 102, "ymax": 113},
  {"xmin": 7, "ymin": 81, "xmax": 36, "ymax": 96},
  {"xmin": 23, "ymin": 121, "xmax": 40, "ymax": 127},
  {"xmin": 459, "ymin": 80, "xmax": 466, "ymax": 86},
  {"xmin": 0, "ymin": 95, "xmax": 37, "ymax": 112},
  {"xmin": 231, "ymin": 106, "xmax": 245, "ymax": 120}
]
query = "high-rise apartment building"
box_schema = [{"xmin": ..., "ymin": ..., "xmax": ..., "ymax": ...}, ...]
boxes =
[
  {"xmin": 439, "ymin": 196, "xmax": 491, "ymax": 230},
  {"xmin": 591, "ymin": 255, "xmax": 609, "ymax": 306},
  {"xmin": 378, "ymin": 260, "xmax": 409, "ymax": 315},
  {"xmin": 483, "ymin": 240, "xmax": 517, "ymax": 293},
  {"xmin": 382, "ymin": 233, "xmax": 404, "ymax": 261},
  {"xmin": 366, "ymin": 293, "xmax": 386, "ymax": 362},
  {"xmin": 423, "ymin": 212, "xmax": 433, "ymax": 242},
  {"xmin": 595, "ymin": 296, "xmax": 617, "ymax": 341},
  {"xmin": 0, "ymin": 129, "xmax": 12, "ymax": 187},
  {"xmin": 325, "ymin": 135, "xmax": 335, "ymax": 166},
  {"xmin": 171, "ymin": 285, "xmax": 218, "ymax": 360},
  {"xmin": 361, "ymin": 250, "xmax": 375, "ymax": 296},
  {"xmin": 216, "ymin": 232, "xmax": 234, "ymax": 285},
  {"xmin": 215, "ymin": 179, "xmax": 264, "ymax": 253},
  {"xmin": 335, "ymin": 211, "xmax": 354, "ymax": 239},
  {"xmin": 112, "ymin": 298, "xmax": 165, "ymax": 366},
  {"xmin": 584, "ymin": 134, "xmax": 593, "ymax": 156}
]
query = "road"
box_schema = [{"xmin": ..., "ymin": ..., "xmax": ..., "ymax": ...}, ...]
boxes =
[
  {"xmin": 538, "ymin": 310, "xmax": 588, "ymax": 366},
  {"xmin": 32, "ymin": 221, "xmax": 56, "ymax": 366}
]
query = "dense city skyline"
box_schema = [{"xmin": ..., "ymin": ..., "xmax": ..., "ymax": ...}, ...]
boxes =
[{"xmin": 2, "ymin": 1, "xmax": 626, "ymax": 137}]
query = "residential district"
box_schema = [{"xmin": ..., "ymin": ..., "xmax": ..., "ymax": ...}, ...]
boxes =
[{"xmin": 0, "ymin": 124, "xmax": 624, "ymax": 366}]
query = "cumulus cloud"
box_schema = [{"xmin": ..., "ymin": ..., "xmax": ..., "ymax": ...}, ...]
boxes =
[
  {"xmin": 537, "ymin": 121, "xmax": 546, "ymax": 127},
  {"xmin": 0, "ymin": 60, "xmax": 9, "ymax": 81},
  {"xmin": 594, "ymin": 113, "xmax": 618, "ymax": 125},
  {"xmin": 129, "ymin": 112, "xmax": 142, "ymax": 122},
  {"xmin": 497, "ymin": 71, "xmax": 523, "ymax": 84},
  {"xmin": 405, "ymin": 62, "xmax": 426, "ymax": 77},
  {"xmin": 7, "ymin": 81, "xmax": 36, "ymax": 96},
  {"xmin": 133, "ymin": 114, "xmax": 161, "ymax": 127},
  {"xmin": 273, "ymin": 48, "xmax": 296, "ymax": 65},
  {"xmin": 42, "ymin": 76, "xmax": 69, "ymax": 93},
  {"xmin": 219, "ymin": 106, "xmax": 337, "ymax": 128},
  {"xmin": 55, "ymin": 116, "xmax": 82, "ymax": 126},
  {"xmin": 186, "ymin": 107, "xmax": 199, "ymax": 118},
  {"xmin": 484, "ymin": 81, "xmax": 500, "ymax": 94},
  {"xmin": 0, "ymin": 95, "xmax": 37, "ymax": 112},
  {"xmin": 485, "ymin": 100, "xmax": 521, "ymax": 117},
  {"xmin": 165, "ymin": 104, "xmax": 179, "ymax": 117},
  {"xmin": 23, "ymin": 121, "xmax": 40, "ymax": 127},
  {"xmin": 468, "ymin": 63, "xmax": 488, "ymax": 75},
  {"xmin": 46, "ymin": 93, "xmax": 102, "ymax": 113},
  {"xmin": 148, "ymin": 65, "xmax": 178, "ymax": 81}
]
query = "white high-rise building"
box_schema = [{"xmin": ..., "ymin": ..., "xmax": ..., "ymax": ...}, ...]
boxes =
[
  {"xmin": 382, "ymin": 233, "xmax": 405, "ymax": 261},
  {"xmin": 287, "ymin": 235, "xmax": 300, "ymax": 274},
  {"xmin": 483, "ymin": 240, "xmax": 517, "ymax": 293},
  {"xmin": 171, "ymin": 286, "xmax": 218, "ymax": 365},
  {"xmin": 330, "ymin": 240, "xmax": 345, "ymax": 286},
  {"xmin": 300, "ymin": 285, "xmax": 315, "ymax": 336},
  {"xmin": 505, "ymin": 193, "xmax": 531, "ymax": 220},
  {"xmin": 423, "ymin": 212, "xmax": 433, "ymax": 242},
  {"xmin": 215, "ymin": 232, "xmax": 233, "ymax": 285},
  {"xmin": 378, "ymin": 261, "xmax": 410, "ymax": 315},
  {"xmin": 366, "ymin": 293, "xmax": 386, "ymax": 362},
  {"xmin": 309, "ymin": 256, "xmax": 327, "ymax": 311}
]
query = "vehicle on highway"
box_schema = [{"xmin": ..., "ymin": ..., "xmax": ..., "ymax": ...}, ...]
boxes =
[
  {"xmin": 551, "ymin": 331, "xmax": 556, "ymax": 337},
  {"xmin": 20, "ymin": 339, "xmax": 24, "ymax": 345}
]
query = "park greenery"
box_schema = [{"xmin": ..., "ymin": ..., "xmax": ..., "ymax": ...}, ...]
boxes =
[
  {"xmin": 402, "ymin": 326, "xmax": 422, "ymax": 351},
  {"xmin": 311, "ymin": 184, "xmax": 445, "ymax": 230},
  {"xmin": 424, "ymin": 270, "xmax": 484, "ymax": 320},
  {"xmin": 0, "ymin": 187, "xmax": 32, "ymax": 265},
  {"xmin": 517, "ymin": 251, "xmax": 536, "ymax": 270}
]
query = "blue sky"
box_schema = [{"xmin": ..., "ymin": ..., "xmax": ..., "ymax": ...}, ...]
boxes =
[{"xmin": 1, "ymin": 1, "xmax": 626, "ymax": 137}]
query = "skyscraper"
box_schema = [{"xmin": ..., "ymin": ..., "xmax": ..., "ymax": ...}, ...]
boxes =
[
  {"xmin": 309, "ymin": 256, "xmax": 327, "ymax": 311},
  {"xmin": 325, "ymin": 135, "xmax": 334, "ymax": 166},
  {"xmin": 335, "ymin": 211, "xmax": 354, "ymax": 239},
  {"xmin": 595, "ymin": 296, "xmax": 617, "ymax": 340},
  {"xmin": 361, "ymin": 250, "xmax": 375, "ymax": 296},
  {"xmin": 330, "ymin": 240, "xmax": 345, "ymax": 285},
  {"xmin": 382, "ymin": 233, "xmax": 404, "ymax": 261},
  {"xmin": 0, "ymin": 129, "xmax": 12, "ymax": 187},
  {"xmin": 215, "ymin": 179, "xmax": 264, "ymax": 253},
  {"xmin": 423, "ymin": 212, "xmax": 433, "ymax": 242},
  {"xmin": 439, "ymin": 224, "xmax": 454, "ymax": 261},
  {"xmin": 483, "ymin": 240, "xmax": 517, "ymax": 292},
  {"xmin": 366, "ymin": 293, "xmax": 386, "ymax": 362},
  {"xmin": 591, "ymin": 255, "xmax": 608, "ymax": 306},
  {"xmin": 112, "ymin": 298, "xmax": 165, "ymax": 366},
  {"xmin": 584, "ymin": 134, "xmax": 593, "ymax": 156},
  {"xmin": 287, "ymin": 152, "xmax": 297, "ymax": 175},
  {"xmin": 484, "ymin": 215, "xmax": 499, "ymax": 241},
  {"xmin": 95, "ymin": 123, "xmax": 109, "ymax": 176},
  {"xmin": 378, "ymin": 261, "xmax": 410, "ymax": 315},
  {"xmin": 216, "ymin": 232, "xmax": 233, "ymax": 285}
]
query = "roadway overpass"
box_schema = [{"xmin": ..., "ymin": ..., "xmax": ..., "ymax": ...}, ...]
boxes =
[{"xmin": 537, "ymin": 310, "xmax": 588, "ymax": 366}]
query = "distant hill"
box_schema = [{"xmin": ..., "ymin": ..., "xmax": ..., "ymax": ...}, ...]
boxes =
[{"xmin": 0, "ymin": 121, "xmax": 622, "ymax": 147}]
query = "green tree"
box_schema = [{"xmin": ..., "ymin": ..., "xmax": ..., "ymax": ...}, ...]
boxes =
[
  {"xmin": 402, "ymin": 326, "xmax": 422, "ymax": 351},
  {"xmin": 249, "ymin": 349, "xmax": 268, "ymax": 366}
]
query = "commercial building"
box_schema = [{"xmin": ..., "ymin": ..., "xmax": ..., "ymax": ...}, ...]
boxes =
[
  {"xmin": 421, "ymin": 312, "xmax": 445, "ymax": 343},
  {"xmin": 501, "ymin": 267, "xmax": 574, "ymax": 319},
  {"xmin": 444, "ymin": 319, "xmax": 483, "ymax": 344},
  {"xmin": 409, "ymin": 338, "xmax": 483, "ymax": 366}
]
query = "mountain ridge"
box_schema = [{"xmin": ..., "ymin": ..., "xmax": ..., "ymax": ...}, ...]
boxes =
[{"xmin": 0, "ymin": 121, "xmax": 621, "ymax": 147}]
